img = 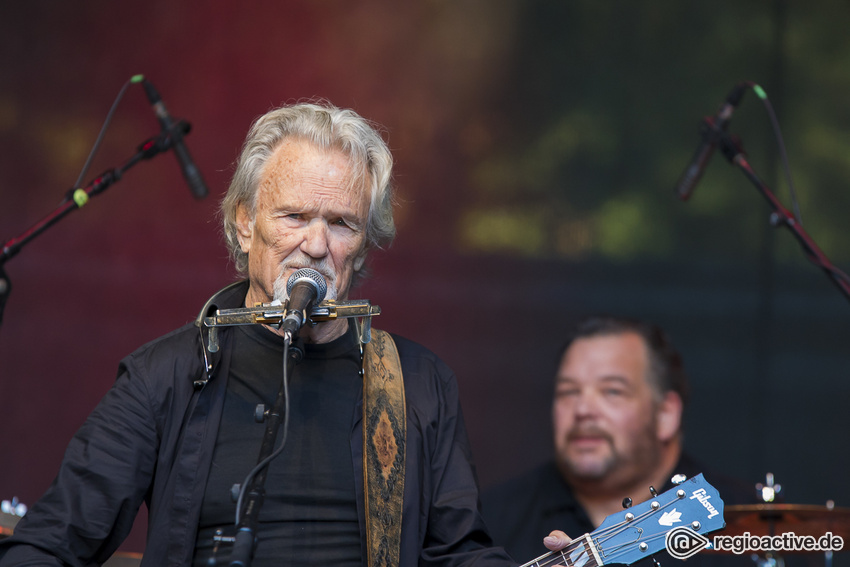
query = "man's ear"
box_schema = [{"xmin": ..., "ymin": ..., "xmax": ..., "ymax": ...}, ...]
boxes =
[
  {"xmin": 353, "ymin": 244, "xmax": 370, "ymax": 272},
  {"xmin": 235, "ymin": 204, "xmax": 254, "ymax": 253},
  {"xmin": 656, "ymin": 391, "xmax": 683, "ymax": 443}
]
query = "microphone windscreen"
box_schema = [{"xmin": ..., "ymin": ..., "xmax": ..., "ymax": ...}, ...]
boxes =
[{"xmin": 286, "ymin": 268, "xmax": 328, "ymax": 302}]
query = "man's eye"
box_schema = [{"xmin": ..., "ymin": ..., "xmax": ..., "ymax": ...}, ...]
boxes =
[
  {"xmin": 603, "ymin": 389, "xmax": 625, "ymax": 397},
  {"xmin": 333, "ymin": 218, "xmax": 357, "ymax": 230}
]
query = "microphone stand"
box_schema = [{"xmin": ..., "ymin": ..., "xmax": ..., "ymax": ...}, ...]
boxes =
[
  {"xmin": 226, "ymin": 335, "xmax": 305, "ymax": 567},
  {"xmin": 713, "ymin": 128, "xmax": 850, "ymax": 303},
  {"xmin": 0, "ymin": 121, "xmax": 192, "ymax": 326}
]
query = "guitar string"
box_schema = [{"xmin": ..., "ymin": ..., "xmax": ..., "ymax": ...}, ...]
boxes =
[
  {"xmin": 596, "ymin": 492, "xmax": 719, "ymax": 562},
  {"xmin": 594, "ymin": 492, "xmax": 687, "ymax": 551},
  {"xmin": 520, "ymin": 489, "xmax": 708, "ymax": 566},
  {"xmin": 518, "ymin": 536, "xmax": 592, "ymax": 567},
  {"xmin": 522, "ymin": 528, "xmax": 673, "ymax": 567}
]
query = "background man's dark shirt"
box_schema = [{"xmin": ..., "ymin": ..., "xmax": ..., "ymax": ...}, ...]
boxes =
[{"xmin": 481, "ymin": 455, "xmax": 755, "ymax": 566}]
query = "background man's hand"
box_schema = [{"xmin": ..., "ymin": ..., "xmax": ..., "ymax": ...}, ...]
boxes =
[{"xmin": 543, "ymin": 530, "xmax": 571, "ymax": 551}]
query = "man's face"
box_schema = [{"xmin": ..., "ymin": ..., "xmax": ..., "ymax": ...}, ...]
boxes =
[
  {"xmin": 235, "ymin": 138, "xmax": 370, "ymax": 308},
  {"xmin": 552, "ymin": 332, "xmax": 669, "ymax": 485}
]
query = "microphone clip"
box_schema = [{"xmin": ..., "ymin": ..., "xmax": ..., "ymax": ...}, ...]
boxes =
[
  {"xmin": 697, "ymin": 116, "xmax": 743, "ymax": 163},
  {"xmin": 138, "ymin": 120, "xmax": 191, "ymax": 159}
]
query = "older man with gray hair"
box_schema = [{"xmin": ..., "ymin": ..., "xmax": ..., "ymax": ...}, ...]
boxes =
[{"xmin": 0, "ymin": 101, "xmax": 541, "ymax": 566}]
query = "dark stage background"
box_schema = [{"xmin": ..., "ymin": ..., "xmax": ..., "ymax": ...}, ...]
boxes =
[{"xmin": 1, "ymin": 0, "xmax": 849, "ymax": 556}]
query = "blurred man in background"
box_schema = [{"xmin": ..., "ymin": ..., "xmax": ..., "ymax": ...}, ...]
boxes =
[{"xmin": 482, "ymin": 316, "xmax": 753, "ymax": 564}]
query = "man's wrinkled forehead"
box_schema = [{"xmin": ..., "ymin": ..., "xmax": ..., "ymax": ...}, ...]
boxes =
[{"xmin": 258, "ymin": 139, "xmax": 369, "ymax": 199}]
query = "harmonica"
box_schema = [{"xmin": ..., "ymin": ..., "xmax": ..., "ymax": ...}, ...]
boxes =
[{"xmin": 203, "ymin": 299, "xmax": 380, "ymax": 328}]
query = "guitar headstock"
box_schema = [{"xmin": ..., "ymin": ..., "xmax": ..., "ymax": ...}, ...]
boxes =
[
  {"xmin": 519, "ymin": 473, "xmax": 726, "ymax": 567},
  {"xmin": 593, "ymin": 473, "xmax": 726, "ymax": 564}
]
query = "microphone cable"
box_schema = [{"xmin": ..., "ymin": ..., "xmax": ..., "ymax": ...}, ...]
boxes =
[
  {"xmin": 232, "ymin": 335, "xmax": 293, "ymax": 527},
  {"xmin": 746, "ymin": 82, "xmax": 804, "ymax": 227},
  {"xmin": 700, "ymin": 81, "xmax": 850, "ymax": 290},
  {"xmin": 72, "ymin": 74, "xmax": 146, "ymax": 192}
]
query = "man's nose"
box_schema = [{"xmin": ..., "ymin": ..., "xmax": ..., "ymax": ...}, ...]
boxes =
[
  {"xmin": 573, "ymin": 391, "xmax": 600, "ymax": 419},
  {"xmin": 301, "ymin": 220, "xmax": 329, "ymax": 258}
]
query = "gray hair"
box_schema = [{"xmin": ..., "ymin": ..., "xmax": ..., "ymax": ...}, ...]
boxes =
[{"xmin": 221, "ymin": 101, "xmax": 396, "ymax": 275}]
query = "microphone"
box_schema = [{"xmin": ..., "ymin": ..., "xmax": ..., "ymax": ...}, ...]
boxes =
[
  {"xmin": 141, "ymin": 79, "xmax": 209, "ymax": 199},
  {"xmin": 675, "ymin": 83, "xmax": 748, "ymax": 201},
  {"xmin": 281, "ymin": 268, "xmax": 328, "ymax": 336}
]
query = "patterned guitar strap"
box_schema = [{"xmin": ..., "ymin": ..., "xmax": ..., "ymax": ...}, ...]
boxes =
[{"xmin": 361, "ymin": 327, "xmax": 406, "ymax": 567}]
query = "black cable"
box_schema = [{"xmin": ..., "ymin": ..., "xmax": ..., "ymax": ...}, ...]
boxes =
[
  {"xmin": 748, "ymin": 83, "xmax": 850, "ymax": 288},
  {"xmin": 748, "ymin": 82, "xmax": 804, "ymax": 226},
  {"xmin": 233, "ymin": 334, "xmax": 292, "ymax": 526},
  {"xmin": 72, "ymin": 75, "xmax": 145, "ymax": 192}
]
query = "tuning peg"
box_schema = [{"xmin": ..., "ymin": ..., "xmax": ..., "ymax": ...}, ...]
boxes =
[
  {"xmin": 622, "ymin": 497, "xmax": 633, "ymax": 509},
  {"xmin": 652, "ymin": 558, "xmax": 662, "ymax": 567},
  {"xmin": 649, "ymin": 486, "xmax": 658, "ymax": 497},
  {"xmin": 671, "ymin": 473, "xmax": 687, "ymax": 485}
]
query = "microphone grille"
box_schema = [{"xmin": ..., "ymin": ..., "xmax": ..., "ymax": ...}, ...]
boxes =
[{"xmin": 286, "ymin": 268, "xmax": 328, "ymax": 302}]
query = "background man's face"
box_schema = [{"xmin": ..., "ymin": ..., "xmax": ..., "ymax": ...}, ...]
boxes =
[{"xmin": 552, "ymin": 332, "xmax": 662, "ymax": 485}]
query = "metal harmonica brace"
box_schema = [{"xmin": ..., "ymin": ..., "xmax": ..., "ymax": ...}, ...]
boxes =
[{"xmin": 202, "ymin": 299, "xmax": 381, "ymax": 351}]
